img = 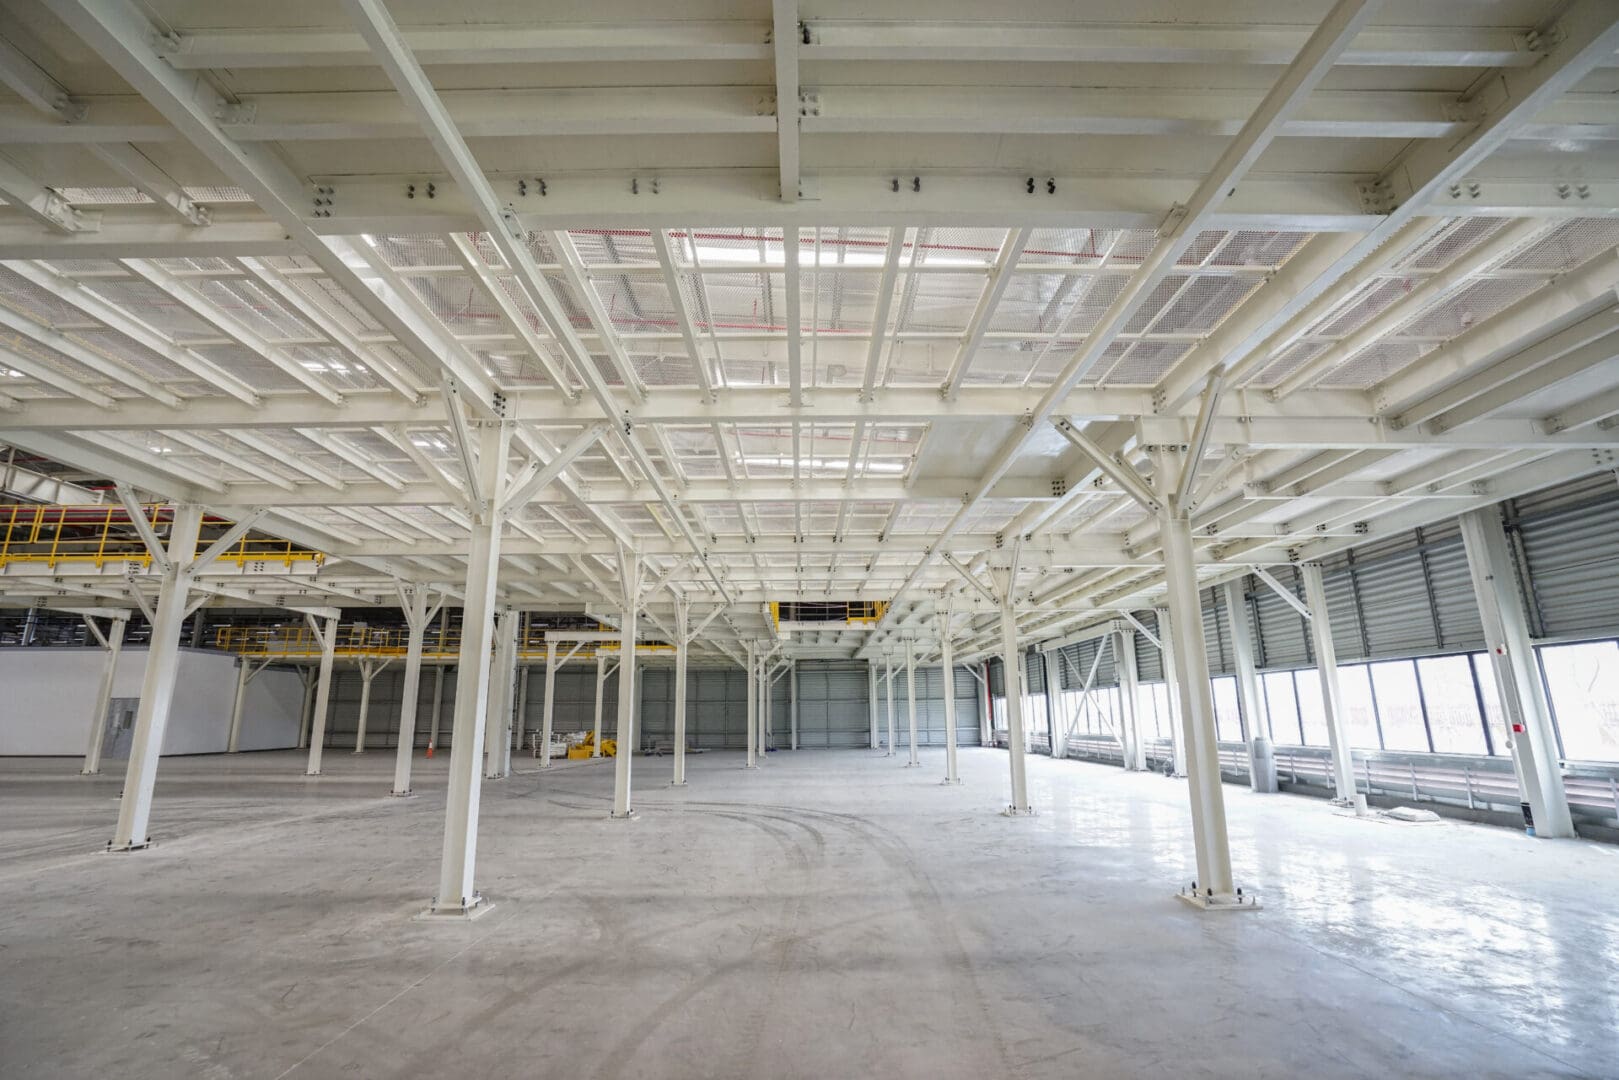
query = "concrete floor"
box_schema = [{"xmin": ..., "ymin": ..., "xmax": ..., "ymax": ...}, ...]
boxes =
[{"xmin": 2, "ymin": 746, "xmax": 1617, "ymax": 1080}]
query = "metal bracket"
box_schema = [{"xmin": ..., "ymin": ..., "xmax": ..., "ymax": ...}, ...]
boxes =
[{"xmin": 1356, "ymin": 177, "xmax": 1397, "ymax": 214}]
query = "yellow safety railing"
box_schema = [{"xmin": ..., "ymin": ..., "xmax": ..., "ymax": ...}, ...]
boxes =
[
  {"xmin": 0, "ymin": 503, "xmax": 323, "ymax": 571},
  {"xmin": 770, "ymin": 600, "xmax": 888, "ymax": 628},
  {"xmin": 214, "ymin": 623, "xmax": 676, "ymax": 659}
]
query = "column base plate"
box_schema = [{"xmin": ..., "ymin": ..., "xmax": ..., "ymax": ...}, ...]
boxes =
[
  {"xmin": 1001, "ymin": 805, "xmax": 1035, "ymax": 817},
  {"xmin": 416, "ymin": 895, "xmax": 495, "ymax": 922},
  {"xmin": 1176, "ymin": 888, "xmax": 1261, "ymax": 912}
]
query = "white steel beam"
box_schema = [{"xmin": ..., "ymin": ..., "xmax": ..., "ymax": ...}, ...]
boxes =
[{"xmin": 1299, "ymin": 563, "xmax": 1362, "ymax": 810}]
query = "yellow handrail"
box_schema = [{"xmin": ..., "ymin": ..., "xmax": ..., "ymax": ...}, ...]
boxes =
[{"xmin": 0, "ymin": 502, "xmax": 323, "ymax": 571}]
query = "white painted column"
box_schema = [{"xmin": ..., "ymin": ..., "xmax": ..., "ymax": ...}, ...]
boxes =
[
  {"xmin": 426, "ymin": 609, "xmax": 447, "ymax": 751},
  {"xmin": 81, "ymin": 613, "xmax": 128, "ymax": 775},
  {"xmin": 353, "ymin": 661, "xmax": 378, "ymax": 753},
  {"xmin": 760, "ymin": 658, "xmax": 772, "ymax": 756},
  {"xmin": 672, "ymin": 596, "xmax": 689, "ymax": 785},
  {"xmin": 1156, "ymin": 606, "xmax": 1188, "ymax": 777},
  {"xmin": 592, "ymin": 650, "xmax": 607, "ymax": 758},
  {"xmin": 789, "ymin": 659, "xmax": 798, "ymax": 751},
  {"xmin": 904, "ymin": 639, "xmax": 920, "ymax": 766},
  {"xmin": 939, "ymin": 604, "xmax": 961, "ymax": 784},
  {"xmin": 610, "ymin": 550, "xmax": 640, "ymax": 817},
  {"xmin": 109, "ymin": 504, "xmax": 202, "ymax": 851},
  {"xmin": 1300, "ymin": 563, "xmax": 1362, "ymax": 809},
  {"xmin": 1223, "ymin": 580, "xmax": 1276, "ymax": 793},
  {"xmin": 979, "ymin": 661, "xmax": 992, "ymax": 745},
  {"xmin": 1044, "ymin": 649, "xmax": 1066, "ymax": 759},
  {"xmin": 392, "ymin": 587, "xmax": 430, "ymax": 796},
  {"xmin": 1460, "ymin": 506, "xmax": 1575, "ymax": 839},
  {"xmin": 510, "ymin": 659, "xmax": 528, "ymax": 766},
  {"xmin": 227, "ymin": 655, "xmax": 251, "ymax": 754},
  {"xmin": 432, "ymin": 419, "xmax": 512, "ymax": 916},
  {"xmin": 298, "ymin": 667, "xmax": 316, "ymax": 749},
  {"xmin": 884, "ymin": 653, "xmax": 896, "ymax": 756},
  {"xmin": 1161, "ymin": 510, "xmax": 1241, "ymax": 906},
  {"xmin": 539, "ymin": 639, "xmax": 557, "ymax": 769},
  {"xmin": 745, "ymin": 643, "xmax": 758, "ymax": 768},
  {"xmin": 1114, "ymin": 629, "xmax": 1147, "ymax": 772},
  {"xmin": 304, "ymin": 615, "xmax": 340, "ymax": 776},
  {"xmin": 483, "ymin": 609, "xmax": 514, "ymax": 779},
  {"xmin": 990, "ymin": 567, "xmax": 1031, "ymax": 815},
  {"xmin": 867, "ymin": 660, "xmax": 879, "ymax": 749}
]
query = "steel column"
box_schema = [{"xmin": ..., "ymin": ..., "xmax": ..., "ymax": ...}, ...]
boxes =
[
  {"xmin": 939, "ymin": 604, "xmax": 961, "ymax": 784},
  {"xmin": 226, "ymin": 656, "xmax": 250, "ymax": 754},
  {"xmin": 592, "ymin": 651, "xmax": 607, "ymax": 757},
  {"xmin": 304, "ymin": 615, "xmax": 339, "ymax": 776},
  {"xmin": 483, "ymin": 608, "xmax": 516, "ymax": 779},
  {"xmin": 1044, "ymin": 649, "xmax": 1066, "ymax": 759},
  {"xmin": 789, "ymin": 659, "xmax": 798, "ymax": 751},
  {"xmin": 353, "ymin": 661, "xmax": 377, "ymax": 754},
  {"xmin": 1114, "ymin": 629, "xmax": 1146, "ymax": 771},
  {"xmin": 1223, "ymin": 579, "xmax": 1277, "ymax": 793},
  {"xmin": 745, "ymin": 643, "xmax": 758, "ymax": 768},
  {"xmin": 610, "ymin": 549, "xmax": 639, "ymax": 817},
  {"xmin": 1161, "ymin": 510, "xmax": 1243, "ymax": 907},
  {"xmin": 539, "ymin": 639, "xmax": 558, "ymax": 768},
  {"xmin": 298, "ymin": 667, "xmax": 316, "ymax": 749},
  {"xmin": 1460, "ymin": 506, "xmax": 1576, "ymax": 838},
  {"xmin": 867, "ymin": 660, "xmax": 879, "ymax": 748},
  {"xmin": 672, "ymin": 596, "xmax": 689, "ymax": 784},
  {"xmin": 431, "ymin": 419, "xmax": 511, "ymax": 916},
  {"xmin": 392, "ymin": 587, "xmax": 429, "ymax": 796},
  {"xmin": 1300, "ymin": 562, "xmax": 1362, "ymax": 809},
  {"xmin": 884, "ymin": 653, "xmax": 896, "ymax": 757},
  {"xmin": 81, "ymin": 613, "xmax": 127, "ymax": 774},
  {"xmin": 990, "ymin": 567, "xmax": 1031, "ymax": 815},
  {"xmin": 905, "ymin": 639, "xmax": 920, "ymax": 766},
  {"xmin": 1156, "ymin": 606, "xmax": 1188, "ymax": 777},
  {"xmin": 109, "ymin": 503, "xmax": 202, "ymax": 851}
]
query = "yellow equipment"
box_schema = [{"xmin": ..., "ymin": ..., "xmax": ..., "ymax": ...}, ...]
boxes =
[{"xmin": 566, "ymin": 734, "xmax": 616, "ymax": 759}]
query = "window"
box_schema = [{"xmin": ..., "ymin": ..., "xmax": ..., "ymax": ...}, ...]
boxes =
[
  {"xmin": 1211, "ymin": 676, "xmax": 1243, "ymax": 742},
  {"xmin": 1370, "ymin": 660, "xmax": 1429, "ymax": 751},
  {"xmin": 1094, "ymin": 688, "xmax": 1118, "ymax": 736},
  {"xmin": 1541, "ymin": 640, "xmax": 1619, "ymax": 762},
  {"xmin": 1337, "ymin": 664, "xmax": 1383, "ymax": 750},
  {"xmin": 1262, "ymin": 671, "xmax": 1302, "ymax": 744},
  {"xmin": 1148, "ymin": 683, "xmax": 1174, "ymax": 740},
  {"xmin": 1295, "ymin": 671, "xmax": 1329, "ymax": 747},
  {"xmin": 1416, "ymin": 655, "xmax": 1487, "ymax": 755}
]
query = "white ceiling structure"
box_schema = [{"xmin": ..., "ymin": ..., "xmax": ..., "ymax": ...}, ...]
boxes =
[{"xmin": 0, "ymin": 0, "xmax": 1617, "ymax": 664}]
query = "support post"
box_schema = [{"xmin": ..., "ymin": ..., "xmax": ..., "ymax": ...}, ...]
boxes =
[
  {"xmin": 904, "ymin": 639, "xmax": 920, "ymax": 766},
  {"xmin": 484, "ymin": 608, "xmax": 516, "ymax": 779},
  {"xmin": 745, "ymin": 643, "xmax": 758, "ymax": 768},
  {"xmin": 427, "ymin": 609, "xmax": 447, "ymax": 750},
  {"xmin": 430, "ymin": 418, "xmax": 512, "ymax": 917},
  {"xmin": 1156, "ymin": 606, "xmax": 1188, "ymax": 777},
  {"xmin": 884, "ymin": 652, "xmax": 896, "ymax": 757},
  {"xmin": 758, "ymin": 651, "xmax": 770, "ymax": 760},
  {"xmin": 789, "ymin": 659, "xmax": 798, "ymax": 751},
  {"xmin": 939, "ymin": 603, "xmax": 961, "ymax": 784},
  {"xmin": 592, "ymin": 650, "xmax": 607, "ymax": 758},
  {"xmin": 81, "ymin": 613, "xmax": 128, "ymax": 774},
  {"xmin": 1045, "ymin": 649, "xmax": 1066, "ymax": 759},
  {"xmin": 1160, "ymin": 510, "xmax": 1248, "ymax": 908},
  {"xmin": 989, "ymin": 567, "xmax": 1032, "ymax": 815},
  {"xmin": 1114, "ymin": 629, "xmax": 1146, "ymax": 771},
  {"xmin": 298, "ymin": 667, "xmax": 316, "ymax": 749},
  {"xmin": 539, "ymin": 639, "xmax": 557, "ymax": 768},
  {"xmin": 672, "ymin": 595, "xmax": 689, "ymax": 784},
  {"xmin": 109, "ymin": 503, "xmax": 202, "ymax": 851},
  {"xmin": 979, "ymin": 661, "xmax": 992, "ymax": 745},
  {"xmin": 304, "ymin": 615, "xmax": 340, "ymax": 776},
  {"xmin": 227, "ymin": 655, "xmax": 251, "ymax": 754},
  {"xmin": 353, "ymin": 660, "xmax": 379, "ymax": 754},
  {"xmin": 1223, "ymin": 579, "xmax": 1277, "ymax": 793},
  {"xmin": 867, "ymin": 659, "xmax": 879, "ymax": 749},
  {"xmin": 1460, "ymin": 506, "xmax": 1575, "ymax": 839},
  {"xmin": 610, "ymin": 548, "xmax": 640, "ymax": 817},
  {"xmin": 392, "ymin": 586, "xmax": 431, "ymax": 796},
  {"xmin": 1300, "ymin": 563, "xmax": 1362, "ymax": 810}
]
